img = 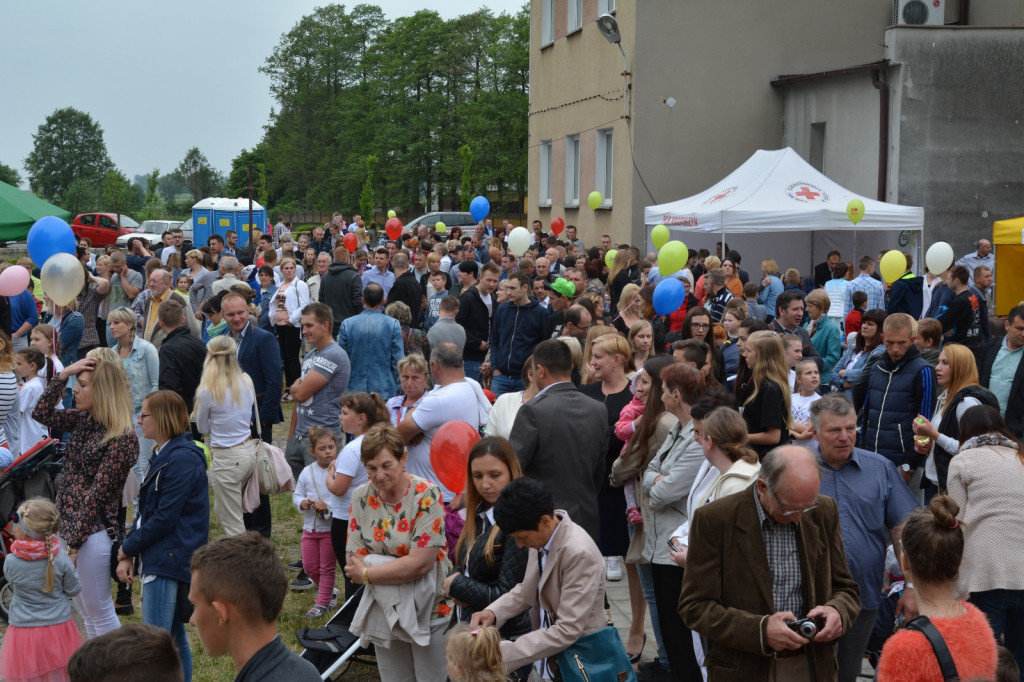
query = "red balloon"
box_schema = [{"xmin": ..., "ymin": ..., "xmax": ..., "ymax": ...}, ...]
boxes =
[
  {"xmin": 342, "ymin": 233, "xmax": 358, "ymax": 252},
  {"xmin": 429, "ymin": 421, "xmax": 480, "ymax": 495},
  {"xmin": 385, "ymin": 217, "xmax": 403, "ymax": 241},
  {"xmin": 550, "ymin": 217, "xmax": 565, "ymax": 235}
]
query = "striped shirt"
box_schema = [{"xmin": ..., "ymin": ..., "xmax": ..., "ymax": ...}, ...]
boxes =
[{"xmin": 753, "ymin": 486, "xmax": 803, "ymax": 616}]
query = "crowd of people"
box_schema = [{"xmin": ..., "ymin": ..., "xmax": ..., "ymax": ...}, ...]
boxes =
[{"xmin": 0, "ymin": 215, "xmax": 1020, "ymax": 682}]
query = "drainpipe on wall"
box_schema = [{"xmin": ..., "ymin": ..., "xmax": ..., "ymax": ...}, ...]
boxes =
[{"xmin": 870, "ymin": 65, "xmax": 889, "ymax": 202}]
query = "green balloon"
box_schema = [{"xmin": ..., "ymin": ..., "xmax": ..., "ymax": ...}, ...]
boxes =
[
  {"xmin": 651, "ymin": 224, "xmax": 670, "ymax": 249},
  {"xmin": 659, "ymin": 241, "xmax": 688, "ymax": 275},
  {"xmin": 605, "ymin": 249, "xmax": 618, "ymax": 268}
]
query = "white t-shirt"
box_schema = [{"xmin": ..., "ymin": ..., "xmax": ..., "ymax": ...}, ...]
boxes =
[
  {"xmin": 480, "ymin": 292, "xmax": 493, "ymax": 317},
  {"xmin": 18, "ymin": 377, "xmax": 48, "ymax": 450},
  {"xmin": 331, "ymin": 434, "xmax": 368, "ymax": 518},
  {"xmin": 791, "ymin": 392, "xmax": 821, "ymax": 446},
  {"xmin": 408, "ymin": 380, "xmax": 490, "ymax": 502}
]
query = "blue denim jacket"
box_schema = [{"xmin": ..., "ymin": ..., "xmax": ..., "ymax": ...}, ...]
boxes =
[
  {"xmin": 113, "ymin": 338, "xmax": 160, "ymax": 413},
  {"xmin": 338, "ymin": 309, "xmax": 404, "ymax": 399}
]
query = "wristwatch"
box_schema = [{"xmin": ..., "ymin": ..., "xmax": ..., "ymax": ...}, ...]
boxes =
[{"xmin": 900, "ymin": 463, "xmax": 912, "ymax": 473}]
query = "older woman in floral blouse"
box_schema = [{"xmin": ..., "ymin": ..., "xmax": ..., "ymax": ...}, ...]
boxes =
[{"xmin": 344, "ymin": 423, "xmax": 452, "ymax": 682}]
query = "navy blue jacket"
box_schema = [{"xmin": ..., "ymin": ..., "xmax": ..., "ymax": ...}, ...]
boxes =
[
  {"xmin": 236, "ymin": 324, "xmax": 284, "ymax": 424},
  {"xmin": 886, "ymin": 273, "xmax": 923, "ymax": 317},
  {"xmin": 121, "ymin": 433, "xmax": 209, "ymax": 583},
  {"xmin": 489, "ymin": 297, "xmax": 550, "ymax": 376},
  {"xmin": 859, "ymin": 345, "xmax": 937, "ymax": 466}
]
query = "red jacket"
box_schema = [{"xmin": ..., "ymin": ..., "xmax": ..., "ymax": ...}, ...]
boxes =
[{"xmin": 876, "ymin": 603, "xmax": 997, "ymax": 682}]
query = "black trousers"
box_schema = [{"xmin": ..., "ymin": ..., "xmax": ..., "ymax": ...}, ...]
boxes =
[
  {"xmin": 651, "ymin": 562, "xmax": 702, "ymax": 682},
  {"xmin": 330, "ymin": 517, "xmax": 359, "ymax": 601},
  {"xmin": 277, "ymin": 324, "xmax": 302, "ymax": 388}
]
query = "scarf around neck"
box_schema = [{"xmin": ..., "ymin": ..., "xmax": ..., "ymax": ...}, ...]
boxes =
[
  {"xmin": 959, "ymin": 432, "xmax": 1020, "ymax": 454},
  {"xmin": 11, "ymin": 536, "xmax": 61, "ymax": 561}
]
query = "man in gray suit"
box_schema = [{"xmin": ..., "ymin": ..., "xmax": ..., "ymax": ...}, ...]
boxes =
[{"xmin": 509, "ymin": 340, "xmax": 608, "ymax": 543}]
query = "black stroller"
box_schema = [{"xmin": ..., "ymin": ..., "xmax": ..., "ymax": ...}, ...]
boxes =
[
  {"xmin": 0, "ymin": 437, "xmax": 64, "ymax": 621},
  {"xmin": 297, "ymin": 586, "xmax": 376, "ymax": 680}
]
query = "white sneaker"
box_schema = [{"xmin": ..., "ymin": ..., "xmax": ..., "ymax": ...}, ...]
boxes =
[{"xmin": 605, "ymin": 556, "xmax": 623, "ymax": 581}]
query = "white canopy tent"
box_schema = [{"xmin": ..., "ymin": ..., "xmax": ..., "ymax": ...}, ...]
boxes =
[{"xmin": 644, "ymin": 148, "xmax": 925, "ymax": 278}]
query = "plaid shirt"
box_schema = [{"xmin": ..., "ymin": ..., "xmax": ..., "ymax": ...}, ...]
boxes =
[{"xmin": 753, "ymin": 486, "xmax": 803, "ymax": 616}]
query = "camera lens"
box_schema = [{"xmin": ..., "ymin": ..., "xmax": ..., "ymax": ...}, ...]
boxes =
[{"xmin": 798, "ymin": 621, "xmax": 817, "ymax": 638}]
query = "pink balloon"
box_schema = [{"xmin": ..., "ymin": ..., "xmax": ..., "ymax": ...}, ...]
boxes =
[{"xmin": 0, "ymin": 266, "xmax": 31, "ymax": 297}]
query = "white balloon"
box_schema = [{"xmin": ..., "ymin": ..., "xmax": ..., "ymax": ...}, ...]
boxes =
[
  {"xmin": 507, "ymin": 226, "xmax": 531, "ymax": 257},
  {"xmin": 41, "ymin": 253, "xmax": 85, "ymax": 306},
  {"xmin": 925, "ymin": 241, "xmax": 955, "ymax": 275}
]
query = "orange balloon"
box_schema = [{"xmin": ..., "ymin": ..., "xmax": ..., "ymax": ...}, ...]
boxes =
[{"xmin": 429, "ymin": 421, "xmax": 480, "ymax": 494}]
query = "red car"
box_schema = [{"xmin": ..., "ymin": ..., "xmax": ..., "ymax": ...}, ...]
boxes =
[{"xmin": 71, "ymin": 213, "xmax": 140, "ymax": 247}]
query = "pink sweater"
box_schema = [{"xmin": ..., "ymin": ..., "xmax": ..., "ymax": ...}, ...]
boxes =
[{"xmin": 614, "ymin": 397, "xmax": 645, "ymax": 443}]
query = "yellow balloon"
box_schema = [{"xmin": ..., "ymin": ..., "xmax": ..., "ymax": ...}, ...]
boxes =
[
  {"xmin": 651, "ymin": 224, "xmax": 670, "ymax": 250},
  {"xmin": 879, "ymin": 250, "xmax": 906, "ymax": 284},
  {"xmin": 658, "ymin": 241, "xmax": 688, "ymax": 275},
  {"xmin": 435, "ymin": 221, "xmax": 447, "ymax": 233},
  {"xmin": 846, "ymin": 199, "xmax": 865, "ymax": 225},
  {"xmin": 605, "ymin": 249, "xmax": 618, "ymax": 268},
  {"xmin": 588, "ymin": 191, "xmax": 603, "ymax": 210},
  {"xmin": 387, "ymin": 210, "xmax": 397, "ymax": 219}
]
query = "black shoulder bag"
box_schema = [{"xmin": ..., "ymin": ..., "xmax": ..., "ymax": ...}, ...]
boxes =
[{"xmin": 905, "ymin": 615, "xmax": 960, "ymax": 681}]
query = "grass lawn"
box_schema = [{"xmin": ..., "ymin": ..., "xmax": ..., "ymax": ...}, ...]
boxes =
[{"xmin": 1, "ymin": 402, "xmax": 384, "ymax": 682}]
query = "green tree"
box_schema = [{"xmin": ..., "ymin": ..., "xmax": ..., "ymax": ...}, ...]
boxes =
[
  {"xmin": 0, "ymin": 162, "xmax": 21, "ymax": 187},
  {"xmin": 157, "ymin": 173, "xmax": 186, "ymax": 204},
  {"xmin": 175, "ymin": 147, "xmax": 224, "ymax": 203},
  {"xmin": 62, "ymin": 178, "xmax": 100, "ymax": 216},
  {"xmin": 24, "ymin": 107, "xmax": 113, "ymax": 203},
  {"xmin": 459, "ymin": 145, "xmax": 473, "ymax": 211},
  {"xmin": 224, "ymin": 147, "xmax": 269, "ymax": 206},
  {"xmin": 101, "ymin": 169, "xmax": 136, "ymax": 226},
  {"xmin": 142, "ymin": 169, "xmax": 161, "ymax": 219},
  {"xmin": 359, "ymin": 155, "xmax": 377, "ymax": 220}
]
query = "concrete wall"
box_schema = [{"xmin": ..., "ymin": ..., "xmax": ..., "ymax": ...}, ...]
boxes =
[
  {"xmin": 886, "ymin": 27, "xmax": 1024, "ymax": 257},
  {"xmin": 629, "ymin": 0, "xmax": 895, "ymax": 249}
]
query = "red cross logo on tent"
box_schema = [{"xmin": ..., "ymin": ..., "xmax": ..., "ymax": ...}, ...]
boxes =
[
  {"xmin": 703, "ymin": 186, "xmax": 737, "ymax": 205},
  {"xmin": 786, "ymin": 181, "xmax": 830, "ymax": 203}
]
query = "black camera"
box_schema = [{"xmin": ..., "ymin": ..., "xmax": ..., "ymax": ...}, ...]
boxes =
[{"xmin": 785, "ymin": 617, "xmax": 824, "ymax": 639}]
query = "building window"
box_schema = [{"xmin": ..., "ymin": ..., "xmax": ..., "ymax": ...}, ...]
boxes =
[
  {"xmin": 539, "ymin": 140, "xmax": 552, "ymax": 206},
  {"xmin": 599, "ymin": 0, "xmax": 617, "ymax": 14},
  {"xmin": 541, "ymin": 0, "xmax": 554, "ymax": 46},
  {"xmin": 565, "ymin": 134, "xmax": 580, "ymax": 206},
  {"xmin": 595, "ymin": 128, "xmax": 613, "ymax": 205},
  {"xmin": 810, "ymin": 122, "xmax": 826, "ymax": 173},
  {"xmin": 567, "ymin": 0, "xmax": 582, "ymax": 33}
]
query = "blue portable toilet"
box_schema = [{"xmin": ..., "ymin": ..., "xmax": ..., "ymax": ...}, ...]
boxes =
[{"xmin": 192, "ymin": 197, "xmax": 266, "ymax": 249}]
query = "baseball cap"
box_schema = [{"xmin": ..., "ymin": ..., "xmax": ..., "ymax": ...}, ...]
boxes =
[{"xmin": 544, "ymin": 277, "xmax": 576, "ymax": 298}]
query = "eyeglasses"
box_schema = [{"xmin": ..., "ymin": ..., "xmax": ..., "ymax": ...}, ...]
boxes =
[
  {"xmin": 771, "ymin": 488, "xmax": 818, "ymax": 517},
  {"xmin": 138, "ymin": 413, "xmax": 152, "ymax": 420},
  {"xmin": 691, "ymin": 322, "xmax": 710, "ymax": 330}
]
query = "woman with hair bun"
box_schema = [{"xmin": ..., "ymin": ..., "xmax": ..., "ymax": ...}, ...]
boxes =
[{"xmin": 876, "ymin": 495, "xmax": 997, "ymax": 682}]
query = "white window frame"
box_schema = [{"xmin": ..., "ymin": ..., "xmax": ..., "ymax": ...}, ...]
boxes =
[
  {"xmin": 599, "ymin": 0, "xmax": 617, "ymax": 15},
  {"xmin": 567, "ymin": 0, "xmax": 582, "ymax": 34},
  {"xmin": 539, "ymin": 140, "xmax": 552, "ymax": 206},
  {"xmin": 595, "ymin": 128, "xmax": 613, "ymax": 206},
  {"xmin": 564, "ymin": 134, "xmax": 580, "ymax": 207},
  {"xmin": 541, "ymin": 0, "xmax": 554, "ymax": 46}
]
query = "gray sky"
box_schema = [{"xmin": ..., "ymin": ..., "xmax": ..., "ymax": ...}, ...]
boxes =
[{"xmin": 2, "ymin": 0, "xmax": 524, "ymax": 187}]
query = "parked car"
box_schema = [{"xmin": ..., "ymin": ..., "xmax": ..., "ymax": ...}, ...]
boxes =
[
  {"xmin": 405, "ymin": 211, "xmax": 479, "ymax": 232},
  {"xmin": 115, "ymin": 220, "xmax": 186, "ymax": 248},
  {"xmin": 71, "ymin": 213, "xmax": 139, "ymax": 247}
]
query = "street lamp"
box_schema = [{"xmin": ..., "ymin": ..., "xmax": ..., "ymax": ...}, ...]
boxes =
[{"xmin": 596, "ymin": 13, "xmax": 630, "ymax": 120}]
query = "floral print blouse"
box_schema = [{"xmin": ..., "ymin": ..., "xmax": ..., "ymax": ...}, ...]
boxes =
[
  {"xmin": 33, "ymin": 376, "xmax": 139, "ymax": 549},
  {"xmin": 347, "ymin": 475, "xmax": 453, "ymax": 618}
]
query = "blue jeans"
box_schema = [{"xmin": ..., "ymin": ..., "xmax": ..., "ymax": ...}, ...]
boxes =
[
  {"xmin": 463, "ymin": 360, "xmax": 483, "ymax": 383},
  {"xmin": 636, "ymin": 550, "xmax": 670, "ymax": 669},
  {"xmin": 970, "ymin": 588, "xmax": 1024, "ymax": 676},
  {"xmin": 143, "ymin": 577, "xmax": 192, "ymax": 682},
  {"xmin": 490, "ymin": 373, "xmax": 524, "ymax": 397}
]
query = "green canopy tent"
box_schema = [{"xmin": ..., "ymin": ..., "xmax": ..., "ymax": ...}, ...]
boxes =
[{"xmin": 0, "ymin": 180, "xmax": 72, "ymax": 241}]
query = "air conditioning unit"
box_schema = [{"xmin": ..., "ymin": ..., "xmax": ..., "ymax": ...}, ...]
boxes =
[{"xmin": 893, "ymin": 0, "xmax": 945, "ymax": 25}]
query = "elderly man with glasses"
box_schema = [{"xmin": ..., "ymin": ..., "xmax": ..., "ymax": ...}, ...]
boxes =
[{"xmin": 680, "ymin": 445, "xmax": 860, "ymax": 682}]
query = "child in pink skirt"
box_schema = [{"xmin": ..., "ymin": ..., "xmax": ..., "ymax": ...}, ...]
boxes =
[{"xmin": 0, "ymin": 498, "xmax": 82, "ymax": 682}]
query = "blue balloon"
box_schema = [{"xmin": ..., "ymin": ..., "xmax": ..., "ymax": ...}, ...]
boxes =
[
  {"xmin": 653, "ymin": 278, "xmax": 686, "ymax": 315},
  {"xmin": 470, "ymin": 195, "xmax": 490, "ymax": 222},
  {"xmin": 27, "ymin": 216, "xmax": 76, "ymax": 267}
]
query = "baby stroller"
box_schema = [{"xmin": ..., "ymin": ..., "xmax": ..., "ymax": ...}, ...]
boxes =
[
  {"xmin": 297, "ymin": 586, "xmax": 376, "ymax": 680},
  {"xmin": 0, "ymin": 438, "xmax": 64, "ymax": 621}
]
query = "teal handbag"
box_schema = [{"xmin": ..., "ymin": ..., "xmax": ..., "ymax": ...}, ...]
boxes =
[{"xmin": 555, "ymin": 625, "xmax": 638, "ymax": 682}]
